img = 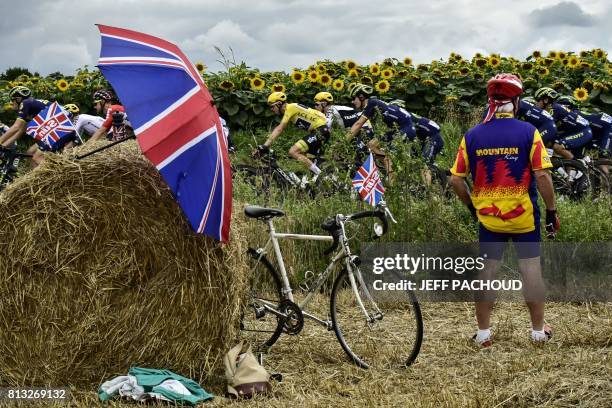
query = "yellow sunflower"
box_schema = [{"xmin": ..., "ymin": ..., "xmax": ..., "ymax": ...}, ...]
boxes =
[
  {"xmin": 56, "ymin": 79, "xmax": 69, "ymax": 92},
  {"xmin": 568, "ymin": 56, "xmax": 580, "ymax": 68},
  {"xmin": 579, "ymin": 50, "xmax": 589, "ymax": 57},
  {"xmin": 581, "ymin": 79, "xmax": 593, "ymax": 89},
  {"xmin": 403, "ymin": 57, "xmax": 413, "ymax": 66},
  {"xmin": 593, "ymin": 81, "xmax": 606, "ymax": 91},
  {"xmin": 474, "ymin": 72, "xmax": 484, "ymax": 80},
  {"xmin": 522, "ymin": 62, "xmax": 533, "ymax": 70},
  {"xmin": 552, "ymin": 81, "xmax": 565, "ymax": 91},
  {"xmin": 347, "ymin": 69, "xmax": 358, "ymax": 77},
  {"xmin": 332, "ymin": 79, "xmax": 344, "ymax": 91},
  {"xmin": 219, "ymin": 80, "xmax": 234, "ymax": 92},
  {"xmin": 561, "ymin": 58, "xmax": 569, "ymax": 66},
  {"xmin": 557, "ymin": 51, "xmax": 567, "ymax": 60},
  {"xmin": 195, "ymin": 62, "xmax": 207, "ymax": 73},
  {"xmin": 593, "ymin": 48, "xmax": 606, "ymax": 59},
  {"xmin": 474, "ymin": 58, "xmax": 487, "ymax": 68},
  {"xmin": 417, "ymin": 64, "xmax": 428, "ymax": 71},
  {"xmin": 474, "ymin": 52, "xmax": 483, "ymax": 58},
  {"xmin": 538, "ymin": 67, "xmax": 550, "ymax": 76},
  {"xmin": 398, "ymin": 70, "xmax": 409, "ymax": 78},
  {"xmin": 580, "ymin": 61, "xmax": 593, "ymax": 69},
  {"xmin": 250, "ymin": 77, "xmax": 265, "ymax": 91},
  {"xmin": 421, "ymin": 79, "xmax": 437, "ymax": 87},
  {"xmin": 344, "ymin": 60, "xmax": 357, "ymax": 71},
  {"xmin": 381, "ymin": 68, "xmax": 394, "ymax": 79},
  {"xmin": 543, "ymin": 58, "xmax": 555, "ymax": 67},
  {"xmin": 375, "ymin": 80, "xmax": 390, "ymax": 93},
  {"xmin": 445, "ymin": 95, "xmax": 459, "ymax": 103},
  {"xmin": 459, "ymin": 67, "xmax": 470, "ymax": 75},
  {"xmin": 319, "ymin": 74, "xmax": 332, "ymax": 86},
  {"xmin": 291, "ymin": 70, "xmax": 305, "ymax": 84},
  {"xmin": 308, "ymin": 71, "xmax": 319, "ymax": 82},
  {"xmin": 532, "ymin": 50, "xmax": 542, "ymax": 59},
  {"xmin": 573, "ymin": 87, "xmax": 589, "ymax": 101},
  {"xmin": 369, "ymin": 64, "xmax": 380, "ymax": 76},
  {"xmin": 316, "ymin": 64, "xmax": 326, "ymax": 73},
  {"xmin": 487, "ymin": 56, "xmax": 501, "ymax": 68},
  {"xmin": 271, "ymin": 83, "xmax": 286, "ymax": 93},
  {"xmin": 362, "ymin": 76, "xmax": 373, "ymax": 85},
  {"xmin": 547, "ymin": 51, "xmax": 558, "ymax": 59}
]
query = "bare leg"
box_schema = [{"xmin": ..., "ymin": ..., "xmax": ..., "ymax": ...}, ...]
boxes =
[
  {"xmin": 518, "ymin": 256, "xmax": 546, "ymax": 330},
  {"xmin": 288, "ymin": 145, "xmax": 314, "ymax": 172},
  {"xmin": 553, "ymin": 143, "xmax": 573, "ymax": 160},
  {"xmin": 367, "ymin": 139, "xmax": 394, "ymax": 185},
  {"xmin": 475, "ymin": 258, "xmax": 499, "ymax": 330}
]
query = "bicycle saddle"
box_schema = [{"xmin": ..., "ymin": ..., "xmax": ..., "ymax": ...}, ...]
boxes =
[{"xmin": 244, "ymin": 205, "xmax": 285, "ymax": 219}]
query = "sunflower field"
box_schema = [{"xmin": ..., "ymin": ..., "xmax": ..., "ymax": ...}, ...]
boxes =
[{"xmin": 1, "ymin": 49, "xmax": 611, "ymax": 129}]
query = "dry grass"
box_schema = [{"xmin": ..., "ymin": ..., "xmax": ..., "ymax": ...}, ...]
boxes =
[
  {"xmin": 1, "ymin": 300, "xmax": 609, "ymax": 407},
  {"xmin": 0, "ymin": 141, "xmax": 248, "ymax": 387}
]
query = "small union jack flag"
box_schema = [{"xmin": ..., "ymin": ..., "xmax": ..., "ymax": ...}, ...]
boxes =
[
  {"xmin": 26, "ymin": 102, "xmax": 76, "ymax": 151},
  {"xmin": 352, "ymin": 153, "xmax": 385, "ymax": 207}
]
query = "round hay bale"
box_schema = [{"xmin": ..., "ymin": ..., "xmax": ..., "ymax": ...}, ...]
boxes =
[{"xmin": 0, "ymin": 141, "xmax": 248, "ymax": 387}]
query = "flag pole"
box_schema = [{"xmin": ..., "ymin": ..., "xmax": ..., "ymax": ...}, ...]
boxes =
[{"xmin": 76, "ymin": 135, "xmax": 135, "ymax": 160}]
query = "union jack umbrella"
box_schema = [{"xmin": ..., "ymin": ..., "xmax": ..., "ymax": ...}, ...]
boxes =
[
  {"xmin": 26, "ymin": 102, "xmax": 76, "ymax": 151},
  {"xmin": 352, "ymin": 153, "xmax": 385, "ymax": 207},
  {"xmin": 96, "ymin": 25, "xmax": 232, "ymax": 242}
]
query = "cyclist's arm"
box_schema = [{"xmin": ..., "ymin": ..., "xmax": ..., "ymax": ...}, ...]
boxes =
[
  {"xmin": 88, "ymin": 124, "xmax": 110, "ymax": 143},
  {"xmin": 349, "ymin": 115, "xmax": 368, "ymax": 140},
  {"xmin": 449, "ymin": 175, "xmax": 471, "ymax": 206},
  {"xmin": 534, "ymin": 170, "xmax": 555, "ymax": 210},
  {"xmin": 449, "ymin": 135, "xmax": 472, "ymax": 206},
  {"xmin": 263, "ymin": 122, "xmax": 286, "ymax": 147},
  {"xmin": 0, "ymin": 119, "xmax": 27, "ymax": 147}
]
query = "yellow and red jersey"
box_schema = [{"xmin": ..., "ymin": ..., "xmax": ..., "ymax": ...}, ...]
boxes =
[{"xmin": 451, "ymin": 113, "xmax": 552, "ymax": 233}]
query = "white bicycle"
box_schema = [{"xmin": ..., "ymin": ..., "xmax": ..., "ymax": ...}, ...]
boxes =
[{"xmin": 241, "ymin": 203, "xmax": 423, "ymax": 369}]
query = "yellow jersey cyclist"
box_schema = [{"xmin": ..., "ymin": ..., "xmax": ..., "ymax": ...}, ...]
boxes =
[
  {"xmin": 258, "ymin": 92, "xmax": 330, "ymax": 176},
  {"xmin": 312, "ymin": 91, "xmax": 374, "ymax": 170}
]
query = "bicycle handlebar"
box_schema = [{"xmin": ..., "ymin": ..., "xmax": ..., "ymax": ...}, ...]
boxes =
[{"xmin": 321, "ymin": 207, "xmax": 389, "ymax": 255}]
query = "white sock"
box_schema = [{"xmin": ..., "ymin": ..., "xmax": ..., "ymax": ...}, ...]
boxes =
[
  {"xmin": 531, "ymin": 328, "xmax": 547, "ymax": 341},
  {"xmin": 476, "ymin": 328, "xmax": 491, "ymax": 342},
  {"xmin": 309, "ymin": 164, "xmax": 321, "ymax": 175}
]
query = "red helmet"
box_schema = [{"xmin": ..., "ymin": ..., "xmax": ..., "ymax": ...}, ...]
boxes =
[{"xmin": 486, "ymin": 73, "xmax": 523, "ymax": 99}]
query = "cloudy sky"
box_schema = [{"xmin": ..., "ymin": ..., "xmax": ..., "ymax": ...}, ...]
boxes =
[{"xmin": 1, "ymin": 0, "xmax": 610, "ymax": 75}]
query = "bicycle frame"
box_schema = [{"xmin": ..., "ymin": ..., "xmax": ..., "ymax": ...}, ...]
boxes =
[{"xmin": 253, "ymin": 215, "xmax": 381, "ymax": 329}]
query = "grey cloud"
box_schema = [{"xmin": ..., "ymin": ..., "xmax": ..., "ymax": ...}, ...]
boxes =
[{"xmin": 528, "ymin": 1, "xmax": 596, "ymax": 27}]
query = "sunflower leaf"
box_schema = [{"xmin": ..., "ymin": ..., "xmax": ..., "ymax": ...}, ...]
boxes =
[
  {"xmin": 225, "ymin": 103, "xmax": 240, "ymax": 116},
  {"xmin": 599, "ymin": 92, "xmax": 612, "ymax": 104}
]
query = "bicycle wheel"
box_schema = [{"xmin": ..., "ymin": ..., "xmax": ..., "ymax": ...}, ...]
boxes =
[
  {"xmin": 552, "ymin": 159, "xmax": 590, "ymax": 200},
  {"xmin": 240, "ymin": 248, "xmax": 284, "ymax": 351},
  {"xmin": 330, "ymin": 267, "xmax": 423, "ymax": 369},
  {"xmin": 588, "ymin": 165, "xmax": 611, "ymax": 197}
]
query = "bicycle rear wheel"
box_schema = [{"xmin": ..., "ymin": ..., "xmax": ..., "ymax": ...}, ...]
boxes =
[
  {"xmin": 240, "ymin": 248, "xmax": 284, "ymax": 351},
  {"xmin": 330, "ymin": 267, "xmax": 423, "ymax": 369}
]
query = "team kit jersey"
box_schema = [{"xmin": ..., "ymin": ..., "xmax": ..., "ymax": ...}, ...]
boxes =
[
  {"xmin": 17, "ymin": 98, "xmax": 49, "ymax": 122},
  {"xmin": 451, "ymin": 114, "xmax": 552, "ymax": 234},
  {"xmin": 581, "ymin": 111, "xmax": 612, "ymax": 152},
  {"xmin": 280, "ymin": 103, "xmax": 327, "ymax": 131},
  {"xmin": 325, "ymin": 105, "xmax": 372, "ymax": 131},
  {"xmin": 361, "ymin": 98, "xmax": 416, "ymax": 139},
  {"xmin": 102, "ymin": 104, "xmax": 127, "ymax": 129},
  {"xmin": 75, "ymin": 114, "xmax": 105, "ymax": 137},
  {"xmin": 550, "ymin": 103, "xmax": 591, "ymax": 136},
  {"xmin": 410, "ymin": 112, "xmax": 441, "ymax": 138}
]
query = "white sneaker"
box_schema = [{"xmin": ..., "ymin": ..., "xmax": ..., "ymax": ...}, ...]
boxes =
[{"xmin": 531, "ymin": 324, "xmax": 553, "ymax": 342}]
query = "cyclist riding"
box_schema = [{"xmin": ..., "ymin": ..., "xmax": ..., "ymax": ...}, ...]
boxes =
[
  {"xmin": 556, "ymin": 95, "xmax": 611, "ymax": 159},
  {"xmin": 64, "ymin": 103, "xmax": 104, "ymax": 141},
  {"xmin": 88, "ymin": 89, "xmax": 130, "ymax": 143},
  {"xmin": 535, "ymin": 87, "xmax": 592, "ymax": 159},
  {"xmin": 391, "ymin": 99, "xmax": 444, "ymax": 164},
  {"xmin": 259, "ymin": 92, "xmax": 330, "ymax": 177},
  {"xmin": 313, "ymin": 91, "xmax": 373, "ymax": 169},
  {"xmin": 0, "ymin": 86, "xmax": 64, "ymax": 166}
]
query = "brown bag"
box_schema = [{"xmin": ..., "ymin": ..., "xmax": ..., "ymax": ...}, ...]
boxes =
[{"xmin": 223, "ymin": 342, "xmax": 270, "ymax": 398}]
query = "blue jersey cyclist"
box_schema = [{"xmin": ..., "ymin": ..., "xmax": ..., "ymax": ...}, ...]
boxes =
[
  {"xmin": 556, "ymin": 95, "xmax": 611, "ymax": 159},
  {"xmin": 535, "ymin": 87, "xmax": 592, "ymax": 160},
  {"xmin": 391, "ymin": 100, "xmax": 444, "ymax": 164},
  {"xmin": 516, "ymin": 97, "xmax": 558, "ymax": 146},
  {"xmin": 0, "ymin": 86, "xmax": 51, "ymax": 166}
]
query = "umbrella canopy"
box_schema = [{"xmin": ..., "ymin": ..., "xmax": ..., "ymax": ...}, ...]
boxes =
[{"xmin": 96, "ymin": 25, "xmax": 232, "ymax": 242}]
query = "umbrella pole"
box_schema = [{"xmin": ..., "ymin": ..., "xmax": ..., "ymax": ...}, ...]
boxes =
[{"xmin": 76, "ymin": 136, "xmax": 136, "ymax": 160}]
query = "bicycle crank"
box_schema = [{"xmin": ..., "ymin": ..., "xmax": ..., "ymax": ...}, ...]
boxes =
[{"xmin": 278, "ymin": 299, "xmax": 304, "ymax": 335}]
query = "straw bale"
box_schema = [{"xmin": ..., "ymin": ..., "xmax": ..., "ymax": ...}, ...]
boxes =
[{"xmin": 0, "ymin": 141, "xmax": 248, "ymax": 387}]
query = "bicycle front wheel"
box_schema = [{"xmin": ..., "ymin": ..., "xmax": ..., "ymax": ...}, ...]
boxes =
[
  {"xmin": 330, "ymin": 267, "xmax": 423, "ymax": 369},
  {"xmin": 240, "ymin": 248, "xmax": 284, "ymax": 351}
]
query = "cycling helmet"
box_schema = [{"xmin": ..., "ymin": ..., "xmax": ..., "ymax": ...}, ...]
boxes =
[
  {"xmin": 557, "ymin": 95, "xmax": 577, "ymax": 107},
  {"xmin": 349, "ymin": 84, "xmax": 374, "ymax": 99},
  {"xmin": 534, "ymin": 87, "xmax": 559, "ymax": 101},
  {"xmin": 314, "ymin": 92, "xmax": 333, "ymax": 103},
  {"xmin": 9, "ymin": 85, "xmax": 31, "ymax": 99},
  {"xmin": 267, "ymin": 92, "xmax": 287, "ymax": 105},
  {"xmin": 486, "ymin": 73, "xmax": 523, "ymax": 99},
  {"xmin": 63, "ymin": 103, "xmax": 80, "ymax": 115},
  {"xmin": 521, "ymin": 96, "xmax": 537, "ymax": 105},
  {"xmin": 93, "ymin": 89, "xmax": 113, "ymax": 102},
  {"xmin": 389, "ymin": 99, "xmax": 406, "ymax": 108}
]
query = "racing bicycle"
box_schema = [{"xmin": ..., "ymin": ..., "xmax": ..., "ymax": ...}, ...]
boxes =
[
  {"xmin": 0, "ymin": 146, "xmax": 32, "ymax": 192},
  {"xmin": 241, "ymin": 203, "xmax": 423, "ymax": 369}
]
